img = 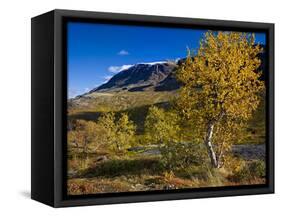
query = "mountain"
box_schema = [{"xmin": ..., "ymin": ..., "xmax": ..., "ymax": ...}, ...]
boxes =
[
  {"xmin": 93, "ymin": 61, "xmax": 180, "ymax": 93},
  {"xmin": 77, "ymin": 44, "xmax": 266, "ymax": 98}
]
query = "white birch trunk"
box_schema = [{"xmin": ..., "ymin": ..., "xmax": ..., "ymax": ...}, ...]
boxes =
[{"xmin": 205, "ymin": 122, "xmax": 219, "ymax": 168}]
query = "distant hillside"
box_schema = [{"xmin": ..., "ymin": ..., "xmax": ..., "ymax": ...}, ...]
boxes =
[
  {"xmin": 94, "ymin": 61, "xmax": 180, "ymax": 93},
  {"xmin": 69, "ymin": 90, "xmax": 177, "ymax": 111},
  {"xmin": 69, "ymin": 60, "xmax": 182, "ymax": 111},
  {"xmin": 68, "ymin": 50, "xmax": 266, "ymax": 137},
  {"xmin": 78, "ymin": 43, "xmax": 266, "ymax": 96}
]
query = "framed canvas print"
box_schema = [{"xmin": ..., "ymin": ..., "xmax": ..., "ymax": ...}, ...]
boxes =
[{"xmin": 31, "ymin": 9, "xmax": 274, "ymax": 207}]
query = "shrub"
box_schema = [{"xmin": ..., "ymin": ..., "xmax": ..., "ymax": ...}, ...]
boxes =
[
  {"xmin": 248, "ymin": 160, "xmax": 266, "ymax": 178},
  {"xmin": 160, "ymin": 143, "xmax": 209, "ymax": 171},
  {"xmin": 224, "ymin": 155, "xmax": 245, "ymax": 174},
  {"xmin": 79, "ymin": 158, "xmax": 163, "ymax": 178},
  {"xmin": 230, "ymin": 165, "xmax": 251, "ymax": 182},
  {"xmin": 229, "ymin": 160, "xmax": 266, "ymax": 182}
]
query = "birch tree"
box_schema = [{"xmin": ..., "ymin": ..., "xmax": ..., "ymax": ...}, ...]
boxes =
[
  {"xmin": 98, "ymin": 112, "xmax": 136, "ymax": 152},
  {"xmin": 176, "ymin": 31, "xmax": 264, "ymax": 168},
  {"xmin": 144, "ymin": 106, "xmax": 180, "ymax": 144}
]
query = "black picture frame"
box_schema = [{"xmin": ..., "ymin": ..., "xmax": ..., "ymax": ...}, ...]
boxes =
[{"xmin": 31, "ymin": 9, "xmax": 274, "ymax": 207}]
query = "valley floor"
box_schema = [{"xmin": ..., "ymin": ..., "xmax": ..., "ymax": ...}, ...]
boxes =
[
  {"xmin": 67, "ymin": 144, "xmax": 266, "ymax": 195},
  {"xmin": 67, "ymin": 90, "xmax": 266, "ymax": 195}
]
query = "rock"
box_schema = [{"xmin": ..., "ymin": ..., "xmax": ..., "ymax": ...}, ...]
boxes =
[
  {"xmin": 163, "ymin": 184, "xmax": 175, "ymax": 190},
  {"xmin": 96, "ymin": 156, "xmax": 108, "ymax": 162}
]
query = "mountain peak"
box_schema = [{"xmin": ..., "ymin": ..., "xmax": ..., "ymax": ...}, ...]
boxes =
[{"xmin": 94, "ymin": 60, "xmax": 179, "ymax": 93}]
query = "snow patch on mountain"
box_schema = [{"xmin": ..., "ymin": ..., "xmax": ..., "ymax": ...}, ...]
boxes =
[{"xmin": 108, "ymin": 64, "xmax": 134, "ymax": 73}]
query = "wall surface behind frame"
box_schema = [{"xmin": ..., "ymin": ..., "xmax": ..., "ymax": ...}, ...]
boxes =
[{"xmin": 0, "ymin": 0, "xmax": 280, "ymax": 216}]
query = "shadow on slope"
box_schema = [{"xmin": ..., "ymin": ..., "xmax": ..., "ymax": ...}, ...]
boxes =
[{"xmin": 68, "ymin": 101, "xmax": 172, "ymax": 133}]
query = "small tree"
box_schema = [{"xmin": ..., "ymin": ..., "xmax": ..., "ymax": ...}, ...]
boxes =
[
  {"xmin": 144, "ymin": 106, "xmax": 180, "ymax": 144},
  {"xmin": 68, "ymin": 120, "xmax": 96, "ymax": 153},
  {"xmin": 98, "ymin": 112, "xmax": 116, "ymax": 150},
  {"xmin": 144, "ymin": 106, "xmax": 207, "ymax": 171},
  {"xmin": 98, "ymin": 112, "xmax": 136, "ymax": 152},
  {"xmin": 115, "ymin": 113, "xmax": 136, "ymax": 151},
  {"xmin": 88, "ymin": 122, "xmax": 108, "ymax": 152},
  {"xmin": 176, "ymin": 31, "xmax": 264, "ymax": 168}
]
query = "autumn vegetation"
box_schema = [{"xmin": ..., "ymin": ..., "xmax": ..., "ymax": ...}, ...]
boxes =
[{"xmin": 67, "ymin": 31, "xmax": 266, "ymax": 195}]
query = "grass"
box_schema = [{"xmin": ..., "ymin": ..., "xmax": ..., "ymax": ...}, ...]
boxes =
[
  {"xmin": 67, "ymin": 90, "xmax": 266, "ymax": 195},
  {"xmin": 228, "ymin": 159, "xmax": 266, "ymax": 182},
  {"xmin": 68, "ymin": 168, "xmax": 266, "ymax": 195},
  {"xmin": 76, "ymin": 157, "xmax": 163, "ymax": 178},
  {"xmin": 67, "ymin": 150, "xmax": 266, "ymax": 195},
  {"xmin": 69, "ymin": 90, "xmax": 177, "ymax": 112}
]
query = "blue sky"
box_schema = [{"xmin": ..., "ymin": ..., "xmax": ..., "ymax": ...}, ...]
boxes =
[{"xmin": 67, "ymin": 22, "xmax": 266, "ymax": 98}]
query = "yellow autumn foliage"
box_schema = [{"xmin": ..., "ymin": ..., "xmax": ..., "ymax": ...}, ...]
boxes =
[{"xmin": 176, "ymin": 31, "xmax": 264, "ymax": 167}]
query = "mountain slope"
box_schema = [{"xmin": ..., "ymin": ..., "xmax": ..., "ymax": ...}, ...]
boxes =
[{"xmin": 94, "ymin": 61, "xmax": 179, "ymax": 92}]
